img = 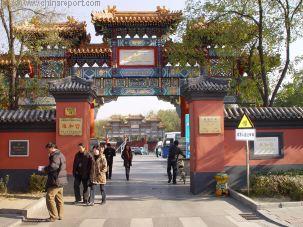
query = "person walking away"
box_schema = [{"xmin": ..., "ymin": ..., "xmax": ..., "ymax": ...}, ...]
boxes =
[
  {"xmin": 104, "ymin": 143, "xmax": 116, "ymax": 179},
  {"xmin": 121, "ymin": 145, "xmax": 133, "ymax": 181},
  {"xmin": 44, "ymin": 142, "xmax": 67, "ymax": 222},
  {"xmin": 167, "ymin": 140, "xmax": 185, "ymax": 184},
  {"xmin": 88, "ymin": 145, "xmax": 107, "ymax": 206},
  {"xmin": 73, "ymin": 143, "xmax": 92, "ymax": 204}
]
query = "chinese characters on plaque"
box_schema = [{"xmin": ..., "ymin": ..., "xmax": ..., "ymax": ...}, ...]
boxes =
[
  {"xmin": 199, "ymin": 116, "xmax": 221, "ymax": 134},
  {"xmin": 59, "ymin": 118, "xmax": 83, "ymax": 136},
  {"xmin": 64, "ymin": 107, "xmax": 76, "ymax": 117},
  {"xmin": 9, "ymin": 140, "xmax": 29, "ymax": 157},
  {"xmin": 119, "ymin": 49, "xmax": 155, "ymax": 66}
]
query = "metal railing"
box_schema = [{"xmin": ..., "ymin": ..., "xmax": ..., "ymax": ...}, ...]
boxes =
[{"xmin": 115, "ymin": 139, "xmax": 127, "ymax": 153}]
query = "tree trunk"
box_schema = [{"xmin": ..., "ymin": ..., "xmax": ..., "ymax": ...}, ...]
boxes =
[
  {"xmin": 7, "ymin": 0, "xmax": 18, "ymax": 109},
  {"xmin": 9, "ymin": 63, "xmax": 17, "ymax": 109},
  {"xmin": 269, "ymin": 1, "xmax": 291, "ymax": 106},
  {"xmin": 269, "ymin": 28, "xmax": 290, "ymax": 106},
  {"xmin": 257, "ymin": 0, "xmax": 269, "ymax": 106}
]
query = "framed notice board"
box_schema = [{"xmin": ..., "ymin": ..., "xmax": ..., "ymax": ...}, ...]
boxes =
[
  {"xmin": 249, "ymin": 132, "xmax": 284, "ymax": 160},
  {"xmin": 9, "ymin": 140, "xmax": 29, "ymax": 157}
]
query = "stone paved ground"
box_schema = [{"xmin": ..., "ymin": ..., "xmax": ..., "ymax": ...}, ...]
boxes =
[
  {"xmin": 9, "ymin": 155, "xmax": 278, "ymax": 226},
  {"xmin": 0, "ymin": 194, "xmax": 41, "ymax": 210},
  {"xmin": 260, "ymin": 207, "xmax": 303, "ymax": 227}
]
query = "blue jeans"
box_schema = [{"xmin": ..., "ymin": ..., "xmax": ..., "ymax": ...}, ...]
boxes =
[{"xmin": 89, "ymin": 184, "xmax": 106, "ymax": 204}]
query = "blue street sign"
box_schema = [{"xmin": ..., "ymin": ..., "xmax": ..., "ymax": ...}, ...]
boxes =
[{"xmin": 185, "ymin": 114, "xmax": 190, "ymax": 159}]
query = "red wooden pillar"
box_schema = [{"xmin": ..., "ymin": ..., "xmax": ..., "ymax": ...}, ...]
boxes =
[
  {"xmin": 90, "ymin": 102, "xmax": 95, "ymax": 138},
  {"xmin": 180, "ymin": 96, "xmax": 189, "ymax": 137}
]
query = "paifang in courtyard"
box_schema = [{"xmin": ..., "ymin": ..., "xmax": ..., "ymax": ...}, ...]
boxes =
[{"xmin": 0, "ymin": 6, "xmax": 303, "ymax": 195}]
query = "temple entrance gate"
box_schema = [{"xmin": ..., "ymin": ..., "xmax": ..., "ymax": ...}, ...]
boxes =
[{"xmin": 44, "ymin": 6, "xmax": 230, "ymax": 194}]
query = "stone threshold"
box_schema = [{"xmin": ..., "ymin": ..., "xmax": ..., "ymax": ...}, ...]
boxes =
[
  {"xmin": 229, "ymin": 188, "xmax": 302, "ymax": 227},
  {"xmin": 0, "ymin": 197, "xmax": 45, "ymax": 226},
  {"xmin": 229, "ymin": 189, "xmax": 303, "ymax": 210}
]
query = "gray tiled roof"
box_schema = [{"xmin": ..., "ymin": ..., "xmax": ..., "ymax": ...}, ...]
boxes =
[
  {"xmin": 225, "ymin": 107, "xmax": 303, "ymax": 121},
  {"xmin": 0, "ymin": 109, "xmax": 56, "ymax": 123},
  {"xmin": 0, "ymin": 107, "xmax": 302, "ymax": 125},
  {"xmin": 183, "ymin": 76, "xmax": 229, "ymax": 93},
  {"xmin": 49, "ymin": 76, "xmax": 93, "ymax": 93}
]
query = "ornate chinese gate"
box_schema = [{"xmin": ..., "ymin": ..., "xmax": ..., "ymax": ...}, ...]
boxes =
[{"xmin": 12, "ymin": 6, "xmax": 231, "ymax": 194}]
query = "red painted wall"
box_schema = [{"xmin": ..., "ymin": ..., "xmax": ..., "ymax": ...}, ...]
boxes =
[
  {"xmin": 0, "ymin": 131, "xmax": 55, "ymax": 169},
  {"xmin": 56, "ymin": 101, "xmax": 91, "ymax": 174},
  {"xmin": 189, "ymin": 99, "xmax": 225, "ymax": 173},
  {"xmin": 224, "ymin": 128, "xmax": 303, "ymax": 167}
]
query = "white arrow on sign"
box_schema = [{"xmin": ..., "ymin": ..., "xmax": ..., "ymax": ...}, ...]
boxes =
[{"xmin": 235, "ymin": 129, "xmax": 256, "ymax": 141}]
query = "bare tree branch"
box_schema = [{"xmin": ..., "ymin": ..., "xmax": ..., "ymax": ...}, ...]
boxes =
[
  {"xmin": 275, "ymin": 0, "xmax": 287, "ymax": 14},
  {"xmin": 12, "ymin": 8, "xmax": 46, "ymax": 16},
  {"xmin": 0, "ymin": 0, "xmax": 10, "ymax": 43},
  {"xmin": 291, "ymin": 0, "xmax": 303, "ymax": 21},
  {"xmin": 227, "ymin": 10, "xmax": 259, "ymax": 25}
]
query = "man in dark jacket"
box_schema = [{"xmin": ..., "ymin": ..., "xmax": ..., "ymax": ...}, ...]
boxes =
[
  {"xmin": 72, "ymin": 143, "xmax": 92, "ymax": 204},
  {"xmin": 167, "ymin": 140, "xmax": 185, "ymax": 184},
  {"xmin": 104, "ymin": 143, "xmax": 116, "ymax": 179},
  {"xmin": 44, "ymin": 142, "xmax": 67, "ymax": 222}
]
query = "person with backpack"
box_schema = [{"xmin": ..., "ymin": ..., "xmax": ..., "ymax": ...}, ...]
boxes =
[
  {"xmin": 167, "ymin": 140, "xmax": 185, "ymax": 184},
  {"xmin": 44, "ymin": 142, "xmax": 68, "ymax": 222}
]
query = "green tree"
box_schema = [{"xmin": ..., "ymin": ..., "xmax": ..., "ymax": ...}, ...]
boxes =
[
  {"xmin": 176, "ymin": 0, "xmax": 303, "ymax": 106},
  {"xmin": 0, "ymin": 73, "xmax": 9, "ymax": 108},
  {"xmin": 169, "ymin": 17, "xmax": 270, "ymax": 105},
  {"xmin": 157, "ymin": 110, "xmax": 181, "ymax": 132},
  {"xmin": 0, "ymin": 0, "xmax": 68, "ymax": 109},
  {"xmin": 275, "ymin": 70, "xmax": 303, "ymax": 106},
  {"xmin": 95, "ymin": 120, "xmax": 108, "ymax": 139}
]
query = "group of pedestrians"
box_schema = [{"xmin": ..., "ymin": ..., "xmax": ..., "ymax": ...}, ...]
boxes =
[
  {"xmin": 42, "ymin": 140, "xmax": 182, "ymax": 222},
  {"xmin": 73, "ymin": 143, "xmax": 116, "ymax": 206},
  {"xmin": 42, "ymin": 142, "xmax": 116, "ymax": 222}
]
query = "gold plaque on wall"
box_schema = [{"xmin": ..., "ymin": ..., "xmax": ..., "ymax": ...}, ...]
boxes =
[
  {"xmin": 199, "ymin": 116, "xmax": 221, "ymax": 134},
  {"xmin": 59, "ymin": 118, "xmax": 83, "ymax": 136},
  {"xmin": 65, "ymin": 107, "xmax": 76, "ymax": 117}
]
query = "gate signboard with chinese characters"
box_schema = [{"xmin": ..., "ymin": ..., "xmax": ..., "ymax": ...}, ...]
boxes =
[
  {"xmin": 59, "ymin": 118, "xmax": 83, "ymax": 136},
  {"xmin": 235, "ymin": 129, "xmax": 256, "ymax": 141},
  {"xmin": 199, "ymin": 116, "xmax": 221, "ymax": 134},
  {"xmin": 64, "ymin": 107, "xmax": 76, "ymax": 117}
]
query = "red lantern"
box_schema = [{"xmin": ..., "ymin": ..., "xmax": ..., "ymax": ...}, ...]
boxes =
[
  {"xmin": 237, "ymin": 58, "xmax": 244, "ymax": 76},
  {"xmin": 29, "ymin": 62, "xmax": 34, "ymax": 78}
]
